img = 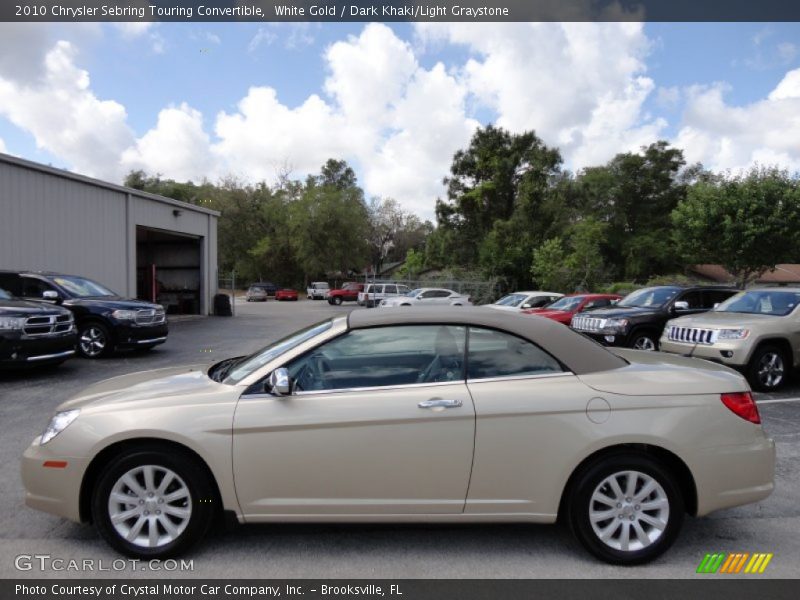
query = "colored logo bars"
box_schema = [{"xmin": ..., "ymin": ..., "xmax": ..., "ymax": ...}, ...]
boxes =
[{"xmin": 697, "ymin": 552, "xmax": 773, "ymax": 574}]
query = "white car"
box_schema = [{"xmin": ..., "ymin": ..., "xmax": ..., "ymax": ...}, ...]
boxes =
[
  {"xmin": 380, "ymin": 288, "xmax": 472, "ymax": 307},
  {"xmin": 486, "ymin": 291, "xmax": 563, "ymax": 312},
  {"xmin": 307, "ymin": 282, "xmax": 330, "ymax": 300}
]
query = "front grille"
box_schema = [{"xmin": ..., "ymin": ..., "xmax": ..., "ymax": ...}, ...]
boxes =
[
  {"xmin": 23, "ymin": 314, "xmax": 74, "ymax": 337},
  {"xmin": 135, "ymin": 308, "xmax": 166, "ymax": 326},
  {"xmin": 571, "ymin": 316, "xmax": 607, "ymax": 332},
  {"xmin": 668, "ymin": 326, "xmax": 716, "ymax": 345}
]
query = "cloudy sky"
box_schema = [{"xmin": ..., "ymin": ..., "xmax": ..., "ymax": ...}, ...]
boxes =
[{"xmin": 0, "ymin": 21, "xmax": 798, "ymax": 219}]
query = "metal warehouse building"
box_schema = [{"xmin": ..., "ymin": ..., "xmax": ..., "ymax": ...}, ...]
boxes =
[{"xmin": 0, "ymin": 152, "xmax": 219, "ymax": 315}]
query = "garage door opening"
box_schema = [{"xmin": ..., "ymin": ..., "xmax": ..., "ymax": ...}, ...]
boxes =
[{"xmin": 136, "ymin": 227, "xmax": 202, "ymax": 315}]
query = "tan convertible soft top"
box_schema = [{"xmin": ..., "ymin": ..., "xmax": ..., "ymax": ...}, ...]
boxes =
[{"xmin": 347, "ymin": 307, "xmax": 626, "ymax": 375}]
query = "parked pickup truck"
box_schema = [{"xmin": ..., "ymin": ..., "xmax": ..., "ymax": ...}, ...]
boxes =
[
  {"xmin": 327, "ymin": 282, "xmax": 364, "ymax": 305},
  {"xmin": 0, "ymin": 285, "xmax": 76, "ymax": 368},
  {"xmin": 307, "ymin": 281, "xmax": 330, "ymax": 300},
  {"xmin": 661, "ymin": 287, "xmax": 800, "ymax": 391}
]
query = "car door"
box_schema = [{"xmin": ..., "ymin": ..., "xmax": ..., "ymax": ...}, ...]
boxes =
[
  {"xmin": 232, "ymin": 324, "xmax": 476, "ymax": 518},
  {"xmin": 21, "ymin": 276, "xmax": 59, "ymax": 303},
  {"xmin": 463, "ymin": 326, "xmax": 594, "ymax": 516}
]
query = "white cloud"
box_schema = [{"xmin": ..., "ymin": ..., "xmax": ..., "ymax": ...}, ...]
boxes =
[
  {"xmin": 0, "ymin": 40, "xmax": 134, "ymax": 180},
  {"xmin": 112, "ymin": 22, "xmax": 165, "ymax": 54},
  {"xmin": 415, "ymin": 23, "xmax": 664, "ymax": 170},
  {"xmin": 121, "ymin": 103, "xmax": 214, "ymax": 182},
  {"xmin": 674, "ymin": 70, "xmax": 800, "ymax": 173}
]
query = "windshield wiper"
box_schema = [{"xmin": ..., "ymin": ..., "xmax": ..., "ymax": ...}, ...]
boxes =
[{"xmin": 209, "ymin": 356, "xmax": 244, "ymax": 382}]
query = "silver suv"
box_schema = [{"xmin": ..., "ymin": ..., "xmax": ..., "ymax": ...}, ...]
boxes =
[
  {"xmin": 660, "ymin": 287, "xmax": 800, "ymax": 391},
  {"xmin": 357, "ymin": 283, "xmax": 411, "ymax": 308}
]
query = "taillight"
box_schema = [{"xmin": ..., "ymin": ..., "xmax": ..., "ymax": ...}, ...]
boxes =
[{"xmin": 721, "ymin": 392, "xmax": 760, "ymax": 424}]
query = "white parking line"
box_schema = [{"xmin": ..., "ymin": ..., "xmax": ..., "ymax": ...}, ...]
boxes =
[{"xmin": 756, "ymin": 397, "xmax": 800, "ymax": 404}]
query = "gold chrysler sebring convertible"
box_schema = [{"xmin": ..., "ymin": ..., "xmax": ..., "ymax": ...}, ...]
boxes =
[{"xmin": 22, "ymin": 308, "xmax": 774, "ymax": 564}]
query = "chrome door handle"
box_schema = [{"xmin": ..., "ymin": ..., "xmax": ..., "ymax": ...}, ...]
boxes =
[{"xmin": 418, "ymin": 399, "xmax": 463, "ymax": 409}]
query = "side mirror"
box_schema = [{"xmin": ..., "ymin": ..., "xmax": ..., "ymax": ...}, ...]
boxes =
[
  {"xmin": 673, "ymin": 300, "xmax": 690, "ymax": 311},
  {"xmin": 268, "ymin": 368, "xmax": 293, "ymax": 396},
  {"xmin": 713, "ymin": 303, "xmax": 720, "ymax": 309},
  {"xmin": 42, "ymin": 290, "xmax": 60, "ymax": 302}
]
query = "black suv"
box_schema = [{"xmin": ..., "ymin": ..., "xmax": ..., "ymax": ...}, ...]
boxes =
[
  {"xmin": 0, "ymin": 271, "xmax": 168, "ymax": 358},
  {"xmin": 570, "ymin": 285, "xmax": 738, "ymax": 351},
  {"xmin": 0, "ymin": 286, "xmax": 76, "ymax": 368}
]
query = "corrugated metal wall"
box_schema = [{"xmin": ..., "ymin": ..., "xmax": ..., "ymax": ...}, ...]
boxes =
[{"xmin": 0, "ymin": 157, "xmax": 219, "ymax": 314}]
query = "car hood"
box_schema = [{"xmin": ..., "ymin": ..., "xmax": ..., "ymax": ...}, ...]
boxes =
[
  {"xmin": 57, "ymin": 364, "xmax": 231, "ymax": 412},
  {"xmin": 0, "ymin": 299, "xmax": 71, "ymax": 315},
  {"xmin": 577, "ymin": 348, "xmax": 748, "ymax": 396},
  {"xmin": 668, "ymin": 311, "xmax": 781, "ymax": 329},
  {"xmin": 577, "ymin": 305, "xmax": 662, "ymax": 319},
  {"xmin": 64, "ymin": 297, "xmax": 163, "ymax": 311},
  {"xmin": 530, "ymin": 309, "xmax": 571, "ymax": 319}
]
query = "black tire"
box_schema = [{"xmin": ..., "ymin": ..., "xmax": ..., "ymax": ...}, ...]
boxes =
[
  {"xmin": 333, "ymin": 296, "xmax": 343, "ymax": 306},
  {"xmin": 77, "ymin": 321, "xmax": 113, "ymax": 358},
  {"xmin": 746, "ymin": 344, "xmax": 789, "ymax": 392},
  {"xmin": 566, "ymin": 453, "xmax": 684, "ymax": 565},
  {"xmin": 92, "ymin": 448, "xmax": 216, "ymax": 559},
  {"xmin": 628, "ymin": 331, "xmax": 659, "ymax": 352}
]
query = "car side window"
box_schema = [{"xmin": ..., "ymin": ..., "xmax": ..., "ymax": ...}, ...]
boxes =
[
  {"xmin": 675, "ymin": 291, "xmax": 702, "ymax": 310},
  {"xmin": 703, "ymin": 290, "xmax": 735, "ymax": 308},
  {"xmin": 584, "ymin": 299, "xmax": 609, "ymax": 310},
  {"xmin": 285, "ymin": 325, "xmax": 467, "ymax": 391},
  {"xmin": 384, "ymin": 284, "xmax": 397, "ymax": 294},
  {"xmin": 467, "ymin": 327, "xmax": 564, "ymax": 380},
  {"xmin": 22, "ymin": 277, "xmax": 55, "ymax": 298}
]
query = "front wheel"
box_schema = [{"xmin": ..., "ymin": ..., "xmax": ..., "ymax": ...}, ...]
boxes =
[
  {"xmin": 747, "ymin": 345, "xmax": 788, "ymax": 391},
  {"xmin": 92, "ymin": 449, "xmax": 216, "ymax": 558},
  {"xmin": 78, "ymin": 321, "xmax": 113, "ymax": 358},
  {"xmin": 629, "ymin": 332, "xmax": 658, "ymax": 351},
  {"xmin": 567, "ymin": 454, "xmax": 683, "ymax": 565},
  {"xmin": 333, "ymin": 296, "xmax": 343, "ymax": 306}
]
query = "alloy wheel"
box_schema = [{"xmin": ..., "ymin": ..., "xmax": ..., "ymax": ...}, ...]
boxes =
[
  {"xmin": 632, "ymin": 336, "xmax": 656, "ymax": 351},
  {"xmin": 108, "ymin": 465, "xmax": 192, "ymax": 549},
  {"xmin": 758, "ymin": 352, "xmax": 785, "ymax": 389},
  {"xmin": 588, "ymin": 470, "xmax": 670, "ymax": 552},
  {"xmin": 80, "ymin": 326, "xmax": 107, "ymax": 357}
]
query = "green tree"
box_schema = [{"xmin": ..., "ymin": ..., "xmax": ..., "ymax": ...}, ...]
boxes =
[
  {"xmin": 672, "ymin": 167, "xmax": 800, "ymax": 288},
  {"xmin": 566, "ymin": 218, "xmax": 608, "ymax": 291},
  {"xmin": 531, "ymin": 238, "xmax": 572, "ymax": 292},
  {"xmin": 396, "ymin": 248, "xmax": 426, "ymax": 279}
]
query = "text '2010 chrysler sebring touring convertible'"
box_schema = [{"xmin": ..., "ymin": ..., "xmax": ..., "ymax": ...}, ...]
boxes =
[{"xmin": 21, "ymin": 308, "xmax": 774, "ymax": 564}]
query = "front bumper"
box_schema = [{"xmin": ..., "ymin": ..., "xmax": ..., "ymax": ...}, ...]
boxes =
[
  {"xmin": 21, "ymin": 436, "xmax": 89, "ymax": 522},
  {"xmin": 113, "ymin": 322, "xmax": 169, "ymax": 349},
  {"xmin": 573, "ymin": 330, "xmax": 629, "ymax": 347},
  {"xmin": 0, "ymin": 332, "xmax": 76, "ymax": 367},
  {"xmin": 660, "ymin": 339, "xmax": 749, "ymax": 367},
  {"xmin": 691, "ymin": 435, "xmax": 775, "ymax": 516}
]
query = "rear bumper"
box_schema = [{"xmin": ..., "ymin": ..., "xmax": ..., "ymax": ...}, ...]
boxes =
[
  {"xmin": 691, "ymin": 435, "xmax": 775, "ymax": 516},
  {"xmin": 0, "ymin": 332, "xmax": 76, "ymax": 367}
]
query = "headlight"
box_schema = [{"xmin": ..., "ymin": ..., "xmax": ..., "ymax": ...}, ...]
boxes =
[
  {"xmin": 41, "ymin": 409, "xmax": 80, "ymax": 445},
  {"xmin": 0, "ymin": 316, "xmax": 26, "ymax": 330},
  {"xmin": 111, "ymin": 309, "xmax": 137, "ymax": 321},
  {"xmin": 717, "ymin": 329, "xmax": 749, "ymax": 340},
  {"xmin": 602, "ymin": 318, "xmax": 629, "ymax": 332}
]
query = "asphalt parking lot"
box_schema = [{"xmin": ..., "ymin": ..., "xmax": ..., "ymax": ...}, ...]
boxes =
[{"xmin": 1, "ymin": 299, "xmax": 798, "ymax": 579}]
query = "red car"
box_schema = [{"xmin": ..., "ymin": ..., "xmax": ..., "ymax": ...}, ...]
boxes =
[
  {"xmin": 522, "ymin": 293, "xmax": 622, "ymax": 324},
  {"xmin": 275, "ymin": 288, "xmax": 299, "ymax": 301},
  {"xmin": 327, "ymin": 282, "xmax": 364, "ymax": 305}
]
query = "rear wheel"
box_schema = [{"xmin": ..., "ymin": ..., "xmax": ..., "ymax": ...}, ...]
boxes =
[
  {"xmin": 92, "ymin": 449, "xmax": 216, "ymax": 558},
  {"xmin": 567, "ymin": 454, "xmax": 683, "ymax": 565},
  {"xmin": 747, "ymin": 344, "xmax": 788, "ymax": 391},
  {"xmin": 333, "ymin": 296, "xmax": 343, "ymax": 306}
]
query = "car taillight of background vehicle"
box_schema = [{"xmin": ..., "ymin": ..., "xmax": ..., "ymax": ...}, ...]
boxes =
[{"xmin": 721, "ymin": 392, "xmax": 761, "ymax": 424}]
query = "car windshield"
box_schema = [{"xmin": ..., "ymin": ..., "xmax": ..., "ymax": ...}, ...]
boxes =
[
  {"xmin": 617, "ymin": 287, "xmax": 679, "ymax": 308},
  {"xmin": 406, "ymin": 288, "xmax": 424, "ymax": 297},
  {"xmin": 0, "ymin": 288, "xmax": 12, "ymax": 300},
  {"xmin": 223, "ymin": 319, "xmax": 334, "ymax": 384},
  {"xmin": 315, "ymin": 283, "xmax": 330, "ymax": 289},
  {"xmin": 51, "ymin": 276, "xmax": 116, "ymax": 297},
  {"xmin": 715, "ymin": 290, "xmax": 800, "ymax": 316},
  {"xmin": 344, "ymin": 283, "xmax": 360, "ymax": 290},
  {"xmin": 495, "ymin": 293, "xmax": 526, "ymax": 307},
  {"xmin": 545, "ymin": 296, "xmax": 585, "ymax": 311}
]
